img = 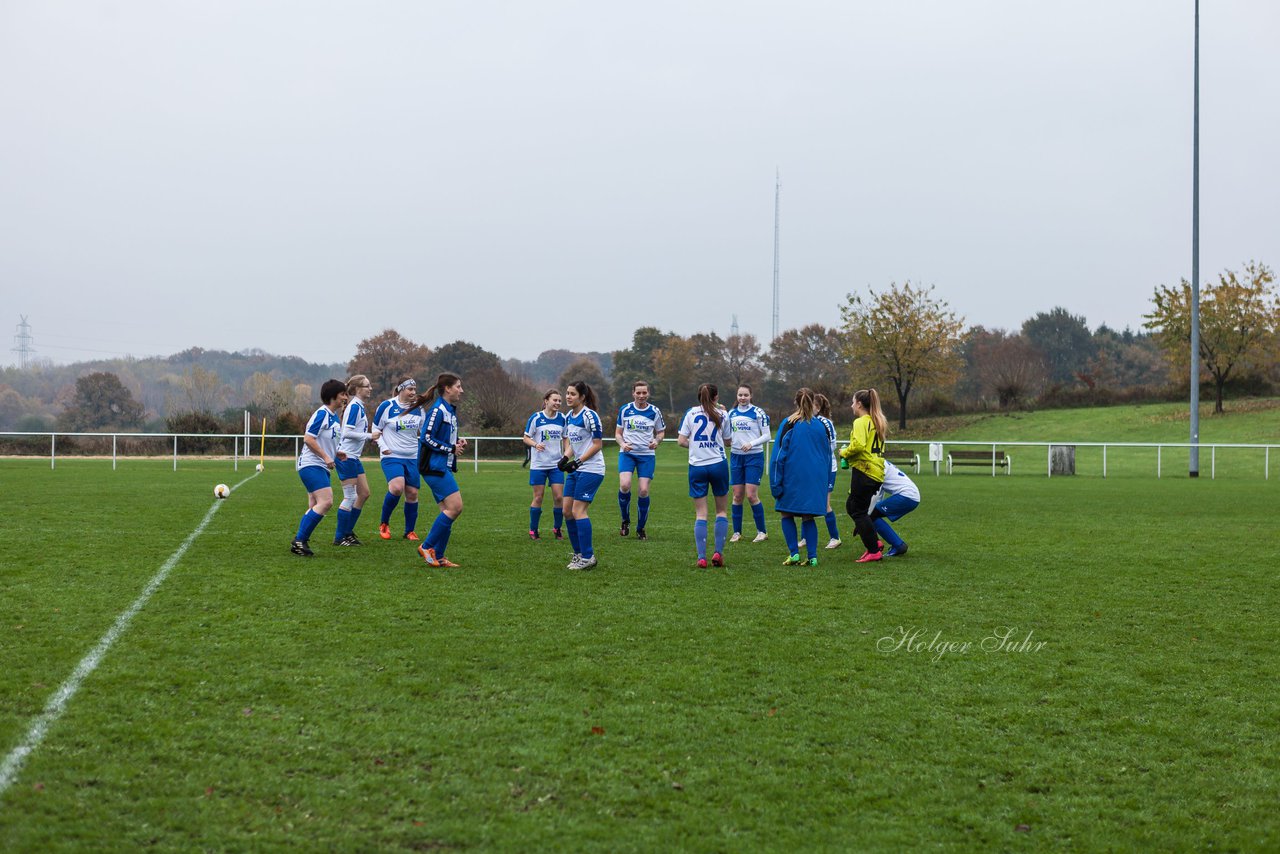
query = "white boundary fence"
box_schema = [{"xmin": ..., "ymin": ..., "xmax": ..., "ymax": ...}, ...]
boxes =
[{"xmin": 0, "ymin": 433, "xmax": 1274, "ymax": 480}]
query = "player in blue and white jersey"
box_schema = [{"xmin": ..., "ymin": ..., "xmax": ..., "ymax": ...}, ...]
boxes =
[
  {"xmin": 726, "ymin": 384, "xmax": 770, "ymax": 544},
  {"xmin": 416, "ymin": 373, "xmax": 469, "ymax": 568},
  {"xmin": 560, "ymin": 380, "xmax": 605, "ymax": 570},
  {"xmin": 332, "ymin": 374, "xmax": 382, "ymax": 546},
  {"xmin": 615, "ymin": 380, "xmax": 665, "ymax": 540},
  {"xmin": 677, "ymin": 384, "xmax": 732, "ymax": 568},
  {"xmin": 813, "ymin": 394, "xmax": 843, "ymax": 550},
  {"xmin": 372, "ymin": 377, "xmax": 423, "ymax": 541},
  {"xmin": 291, "ymin": 379, "xmax": 349, "ymax": 556},
  {"xmin": 523, "ymin": 389, "xmax": 568, "ymax": 540},
  {"xmin": 869, "ymin": 460, "xmax": 920, "ymax": 557}
]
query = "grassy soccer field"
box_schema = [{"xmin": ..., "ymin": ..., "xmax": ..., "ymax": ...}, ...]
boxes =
[{"xmin": 1, "ymin": 453, "xmax": 1278, "ymax": 851}]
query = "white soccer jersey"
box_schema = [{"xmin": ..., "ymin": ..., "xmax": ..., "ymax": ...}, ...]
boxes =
[
  {"xmin": 727, "ymin": 404, "xmax": 770, "ymax": 455},
  {"xmin": 678, "ymin": 405, "xmax": 728, "ymax": 467},
  {"xmin": 297, "ymin": 406, "xmax": 341, "ymax": 469},
  {"xmin": 525, "ymin": 410, "xmax": 568, "ymax": 470},
  {"xmin": 373, "ymin": 397, "xmax": 421, "ymax": 459},
  {"xmin": 564, "ymin": 407, "xmax": 606, "ymax": 475},
  {"xmin": 817, "ymin": 414, "xmax": 838, "ymax": 474},
  {"xmin": 616, "ymin": 403, "xmax": 665, "ymax": 455},
  {"xmin": 875, "ymin": 461, "xmax": 921, "ymax": 503},
  {"xmin": 337, "ymin": 398, "xmax": 374, "ymax": 458}
]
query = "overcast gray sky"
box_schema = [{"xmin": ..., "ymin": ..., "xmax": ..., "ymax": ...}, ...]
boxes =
[{"xmin": 2, "ymin": 1, "xmax": 1277, "ymax": 367}]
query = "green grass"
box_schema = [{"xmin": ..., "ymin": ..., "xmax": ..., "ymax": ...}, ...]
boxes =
[{"xmin": 1, "ymin": 439, "xmax": 1278, "ymax": 850}]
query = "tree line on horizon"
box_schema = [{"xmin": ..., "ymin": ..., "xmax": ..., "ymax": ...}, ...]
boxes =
[{"xmin": 2, "ymin": 263, "xmax": 1276, "ymax": 442}]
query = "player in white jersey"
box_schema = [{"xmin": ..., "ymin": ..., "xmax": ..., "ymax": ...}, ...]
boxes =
[
  {"xmin": 560, "ymin": 380, "xmax": 605, "ymax": 570},
  {"xmin": 677, "ymin": 383, "xmax": 732, "ymax": 568},
  {"xmin": 372, "ymin": 377, "xmax": 423, "ymax": 541},
  {"xmin": 726, "ymin": 384, "xmax": 770, "ymax": 544},
  {"xmin": 615, "ymin": 380, "xmax": 666, "ymax": 540},
  {"xmin": 523, "ymin": 389, "xmax": 568, "ymax": 540},
  {"xmin": 291, "ymin": 379, "xmax": 349, "ymax": 556},
  {"xmin": 331, "ymin": 374, "xmax": 381, "ymax": 546},
  {"xmin": 868, "ymin": 460, "xmax": 920, "ymax": 557}
]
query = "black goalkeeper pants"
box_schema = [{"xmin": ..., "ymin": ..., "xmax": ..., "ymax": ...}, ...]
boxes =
[{"xmin": 845, "ymin": 467, "xmax": 884, "ymax": 553}]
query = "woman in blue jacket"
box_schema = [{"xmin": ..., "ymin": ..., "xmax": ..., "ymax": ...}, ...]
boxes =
[
  {"xmin": 768, "ymin": 387, "xmax": 832, "ymax": 566},
  {"xmin": 415, "ymin": 373, "xmax": 468, "ymax": 568}
]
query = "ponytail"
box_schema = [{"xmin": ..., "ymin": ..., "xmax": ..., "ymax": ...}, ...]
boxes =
[
  {"xmin": 569, "ymin": 380, "xmax": 598, "ymax": 412},
  {"xmin": 414, "ymin": 373, "xmax": 461, "ymax": 409},
  {"xmin": 854, "ymin": 388, "xmax": 888, "ymax": 441},
  {"xmin": 787, "ymin": 387, "xmax": 817, "ymax": 424},
  {"xmin": 698, "ymin": 383, "xmax": 721, "ymax": 430},
  {"xmin": 814, "ymin": 393, "xmax": 831, "ymax": 419}
]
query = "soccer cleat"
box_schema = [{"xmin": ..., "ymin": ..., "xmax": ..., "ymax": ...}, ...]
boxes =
[
  {"xmin": 567, "ymin": 554, "xmax": 583, "ymax": 569},
  {"xmin": 806, "ymin": 557, "xmax": 819, "ymax": 567},
  {"xmin": 437, "ymin": 557, "xmax": 461, "ymax": 568},
  {"xmin": 528, "ymin": 530, "xmax": 540, "ymax": 540},
  {"xmin": 796, "ymin": 538, "xmax": 806, "ymax": 548},
  {"xmin": 729, "ymin": 532, "xmax": 742, "ymax": 543},
  {"xmin": 825, "ymin": 538, "xmax": 842, "ymax": 550},
  {"xmin": 378, "ymin": 523, "xmax": 391, "ymax": 540},
  {"xmin": 290, "ymin": 539, "xmax": 314, "ymax": 557},
  {"xmin": 404, "ymin": 531, "xmax": 419, "ymax": 541},
  {"xmin": 419, "ymin": 545, "xmax": 441, "ymax": 567},
  {"xmin": 576, "ymin": 555, "xmax": 598, "ymax": 571},
  {"xmin": 885, "ymin": 543, "xmax": 909, "ymax": 557},
  {"xmin": 782, "ymin": 554, "xmax": 803, "ymax": 566},
  {"xmin": 696, "ymin": 558, "xmax": 708, "ymax": 569},
  {"xmin": 636, "ymin": 529, "xmax": 647, "ymax": 541},
  {"xmin": 346, "ymin": 534, "xmax": 362, "ymax": 546},
  {"xmin": 711, "ymin": 552, "xmax": 724, "ymax": 567},
  {"xmin": 856, "ymin": 550, "xmax": 883, "ymax": 563},
  {"xmin": 620, "ymin": 521, "xmax": 630, "ymax": 537},
  {"xmin": 752, "ymin": 532, "xmax": 769, "ymax": 543},
  {"xmin": 553, "ymin": 528, "xmax": 564, "ymax": 540}
]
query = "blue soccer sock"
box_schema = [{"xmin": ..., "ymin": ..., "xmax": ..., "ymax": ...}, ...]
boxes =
[
  {"xmin": 618, "ymin": 490, "xmax": 631, "ymax": 523},
  {"xmin": 637, "ymin": 496, "xmax": 650, "ymax": 530},
  {"xmin": 579, "ymin": 517, "xmax": 594, "ymax": 558},
  {"xmin": 714, "ymin": 516, "xmax": 728, "ymax": 554},
  {"xmin": 825, "ymin": 510, "xmax": 840, "ymax": 540},
  {"xmin": 296, "ymin": 509, "xmax": 324, "ymax": 543},
  {"xmin": 752, "ymin": 501, "xmax": 767, "ymax": 534},
  {"xmin": 426, "ymin": 512, "xmax": 454, "ymax": 555},
  {"xmin": 694, "ymin": 519, "xmax": 708, "ymax": 560},
  {"xmin": 553, "ymin": 506, "xmax": 564, "ymax": 532},
  {"xmin": 404, "ymin": 501, "xmax": 419, "ymax": 536},
  {"xmin": 566, "ymin": 517, "xmax": 580, "ymax": 553},
  {"xmin": 875, "ymin": 517, "xmax": 905, "ymax": 549},
  {"xmin": 802, "ymin": 518, "xmax": 819, "ymax": 559},
  {"xmin": 780, "ymin": 517, "xmax": 799, "ymax": 555},
  {"xmin": 530, "ymin": 506, "xmax": 542, "ymax": 533},
  {"xmin": 732, "ymin": 503, "xmax": 744, "ymax": 534},
  {"xmin": 349, "ymin": 506, "xmax": 363, "ymax": 537},
  {"xmin": 334, "ymin": 508, "xmax": 351, "ymax": 541},
  {"xmin": 381, "ymin": 493, "xmax": 400, "ymax": 525}
]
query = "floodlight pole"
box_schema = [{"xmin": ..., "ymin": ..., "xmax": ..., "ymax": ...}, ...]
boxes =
[{"xmin": 1189, "ymin": 0, "xmax": 1201, "ymax": 477}]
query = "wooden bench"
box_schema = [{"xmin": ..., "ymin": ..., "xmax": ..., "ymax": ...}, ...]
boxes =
[
  {"xmin": 947, "ymin": 449, "xmax": 1011, "ymax": 475},
  {"xmin": 883, "ymin": 448, "xmax": 920, "ymax": 473}
]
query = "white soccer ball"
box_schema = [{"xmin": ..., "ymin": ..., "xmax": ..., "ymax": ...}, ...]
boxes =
[
  {"xmin": 214, "ymin": 483, "xmax": 230, "ymax": 499},
  {"xmin": 255, "ymin": 463, "xmax": 264, "ymax": 472}
]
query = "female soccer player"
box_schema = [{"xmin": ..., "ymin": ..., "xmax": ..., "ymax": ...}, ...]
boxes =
[
  {"xmin": 291, "ymin": 379, "xmax": 349, "ymax": 556},
  {"xmin": 768, "ymin": 387, "xmax": 831, "ymax": 567},
  {"xmin": 332, "ymin": 374, "xmax": 381, "ymax": 545},
  {"xmin": 677, "ymin": 383, "xmax": 731, "ymax": 568},
  {"xmin": 416, "ymin": 374, "xmax": 469, "ymax": 568},
  {"xmin": 727, "ymin": 385, "xmax": 770, "ymax": 544},
  {"xmin": 523, "ymin": 389, "xmax": 567, "ymax": 540},
  {"xmin": 813, "ymin": 394, "xmax": 843, "ymax": 550},
  {"xmin": 372, "ymin": 378, "xmax": 423, "ymax": 540},
  {"xmin": 560, "ymin": 380, "xmax": 605, "ymax": 570},
  {"xmin": 870, "ymin": 460, "xmax": 920, "ymax": 557},
  {"xmin": 839, "ymin": 388, "xmax": 888, "ymax": 563},
  {"xmin": 615, "ymin": 380, "xmax": 665, "ymax": 540}
]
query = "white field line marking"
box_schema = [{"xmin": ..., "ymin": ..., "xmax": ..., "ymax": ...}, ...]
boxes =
[{"xmin": 0, "ymin": 473, "xmax": 257, "ymax": 800}]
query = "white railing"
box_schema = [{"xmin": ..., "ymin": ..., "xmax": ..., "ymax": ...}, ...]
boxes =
[{"xmin": 0, "ymin": 433, "xmax": 1275, "ymax": 479}]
